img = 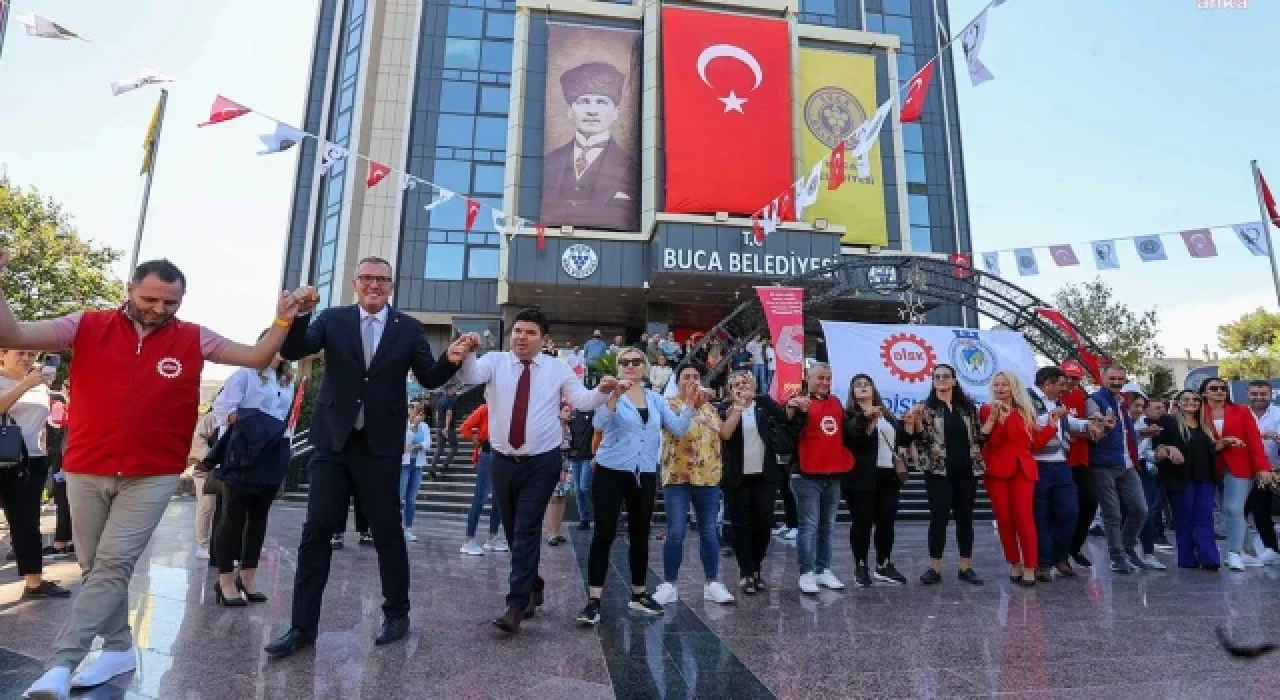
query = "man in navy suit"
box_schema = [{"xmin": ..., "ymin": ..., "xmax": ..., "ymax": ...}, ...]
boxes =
[{"xmin": 265, "ymin": 256, "xmax": 468, "ymax": 659}]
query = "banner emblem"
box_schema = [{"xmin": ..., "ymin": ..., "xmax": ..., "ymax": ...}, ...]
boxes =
[
  {"xmin": 880, "ymin": 333, "xmax": 936, "ymax": 383},
  {"xmin": 948, "ymin": 331, "xmax": 997, "ymax": 387}
]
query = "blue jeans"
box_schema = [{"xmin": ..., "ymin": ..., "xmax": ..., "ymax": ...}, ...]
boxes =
[
  {"xmin": 1033, "ymin": 461, "xmax": 1078, "ymax": 568},
  {"xmin": 399, "ymin": 460, "xmax": 424, "ymax": 528},
  {"xmin": 1222, "ymin": 473, "xmax": 1253, "ymax": 553},
  {"xmin": 663, "ymin": 484, "xmax": 721, "ymax": 582},
  {"xmin": 1138, "ymin": 467, "xmax": 1168, "ymax": 555},
  {"xmin": 568, "ymin": 458, "xmax": 593, "ymax": 524},
  {"xmin": 791, "ymin": 475, "xmax": 841, "ymax": 574},
  {"xmin": 466, "ymin": 451, "xmax": 502, "ymax": 539},
  {"xmin": 1171, "ymin": 482, "xmax": 1220, "ymax": 567}
]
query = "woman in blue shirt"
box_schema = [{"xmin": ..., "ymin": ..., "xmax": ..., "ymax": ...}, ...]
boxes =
[{"xmin": 576, "ymin": 347, "xmax": 702, "ymax": 626}]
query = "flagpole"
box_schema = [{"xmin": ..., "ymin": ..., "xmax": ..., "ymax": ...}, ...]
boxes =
[
  {"xmin": 1250, "ymin": 159, "xmax": 1280, "ymax": 309},
  {"xmin": 129, "ymin": 88, "xmax": 168, "ymax": 274},
  {"xmin": 931, "ymin": 0, "xmax": 968, "ymax": 325}
]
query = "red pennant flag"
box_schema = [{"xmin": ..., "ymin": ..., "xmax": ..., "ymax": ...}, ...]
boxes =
[
  {"xmin": 1049, "ymin": 245, "xmax": 1080, "ymax": 267},
  {"xmin": 750, "ymin": 212, "xmax": 765, "ymax": 242},
  {"xmin": 1035, "ymin": 307, "xmax": 1106, "ymax": 383},
  {"xmin": 1258, "ymin": 169, "xmax": 1280, "ymax": 227},
  {"xmin": 366, "ymin": 161, "xmax": 391, "ymax": 188},
  {"xmin": 1180, "ymin": 228, "xmax": 1217, "ymax": 258},
  {"xmin": 777, "ymin": 191, "xmax": 795, "ymax": 222},
  {"xmin": 198, "ymin": 95, "xmax": 251, "ymax": 127},
  {"xmin": 828, "ymin": 142, "xmax": 846, "ymax": 191},
  {"xmin": 900, "ymin": 60, "xmax": 935, "ymax": 124},
  {"xmin": 535, "ymin": 224, "xmax": 546, "ymax": 252},
  {"xmin": 464, "ymin": 199, "xmax": 480, "ymax": 232},
  {"xmin": 949, "ymin": 252, "xmax": 973, "ymax": 278}
]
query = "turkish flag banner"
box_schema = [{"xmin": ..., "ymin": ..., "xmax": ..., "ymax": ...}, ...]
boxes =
[
  {"xmin": 662, "ymin": 7, "xmax": 792, "ymax": 215},
  {"xmin": 828, "ymin": 142, "xmax": 847, "ymax": 191},
  {"xmin": 366, "ymin": 161, "xmax": 391, "ymax": 188},
  {"xmin": 464, "ymin": 199, "xmax": 481, "ymax": 232},
  {"xmin": 900, "ymin": 60, "xmax": 935, "ymax": 123},
  {"xmin": 1258, "ymin": 169, "xmax": 1280, "ymax": 227},
  {"xmin": 949, "ymin": 252, "xmax": 973, "ymax": 278},
  {"xmin": 1180, "ymin": 228, "xmax": 1218, "ymax": 258}
]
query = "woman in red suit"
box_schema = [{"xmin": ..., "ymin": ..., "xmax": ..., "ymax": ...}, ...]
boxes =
[
  {"xmin": 981, "ymin": 371, "xmax": 1057, "ymax": 587},
  {"xmin": 1199, "ymin": 378, "xmax": 1274, "ymax": 571}
]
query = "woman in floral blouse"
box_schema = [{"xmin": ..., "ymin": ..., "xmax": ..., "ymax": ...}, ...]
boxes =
[{"xmin": 652, "ymin": 365, "xmax": 737, "ymax": 606}]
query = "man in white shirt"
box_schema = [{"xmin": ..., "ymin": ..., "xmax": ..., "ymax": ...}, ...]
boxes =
[
  {"xmin": 455, "ymin": 308, "xmax": 617, "ymax": 635},
  {"xmin": 1247, "ymin": 381, "xmax": 1280, "ymax": 561},
  {"xmin": 1028, "ymin": 367, "xmax": 1093, "ymax": 580}
]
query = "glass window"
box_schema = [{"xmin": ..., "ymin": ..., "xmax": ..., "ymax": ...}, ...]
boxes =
[
  {"xmin": 446, "ymin": 8, "xmax": 484, "ymax": 38},
  {"xmin": 322, "ymin": 213, "xmax": 340, "ymax": 244},
  {"xmin": 905, "ymin": 153, "xmax": 926, "ymax": 183},
  {"xmin": 448, "ymin": 232, "xmax": 470, "ymax": 243},
  {"xmin": 865, "ymin": 13, "xmax": 883, "ymax": 32},
  {"xmin": 474, "ymin": 116, "xmax": 507, "ymax": 150},
  {"xmin": 437, "ymin": 114, "xmax": 475, "ymax": 148},
  {"xmin": 900, "ymin": 123, "xmax": 923, "ymax": 152},
  {"xmin": 342, "ymin": 50, "xmax": 360, "ymax": 80},
  {"xmin": 884, "ymin": 16, "xmax": 913, "ymax": 44},
  {"xmin": 428, "ymin": 231, "xmax": 447, "ymax": 242},
  {"xmin": 474, "ymin": 164, "xmax": 504, "ymax": 194},
  {"xmin": 909, "ymin": 226, "xmax": 933, "ymax": 253},
  {"xmin": 468, "ymin": 247, "xmax": 500, "ymax": 278},
  {"xmin": 443, "ymin": 38, "xmax": 481, "ymax": 70},
  {"xmin": 440, "ymin": 81, "xmax": 477, "ymax": 113},
  {"xmin": 315, "ymin": 282, "xmax": 332, "ymax": 312},
  {"xmin": 896, "ymin": 54, "xmax": 917, "ymax": 82},
  {"xmin": 908, "ymin": 194, "xmax": 930, "ymax": 226},
  {"xmin": 334, "ymin": 112, "xmax": 352, "ymax": 141},
  {"xmin": 474, "ymin": 197, "xmax": 501, "ymax": 232},
  {"xmin": 801, "ymin": 0, "xmax": 836, "ymax": 14},
  {"xmin": 338, "ymin": 84, "xmax": 355, "ymax": 112},
  {"xmin": 883, "ymin": 0, "xmax": 911, "ymax": 15},
  {"xmin": 485, "ymin": 12, "xmax": 514, "ymax": 38},
  {"xmin": 480, "ymin": 86, "xmax": 509, "ymax": 113},
  {"xmin": 433, "ymin": 160, "xmax": 471, "ymax": 191},
  {"xmin": 487, "ymin": 234, "xmax": 502, "ymax": 245},
  {"xmin": 326, "ymin": 178, "xmax": 345, "ymax": 207},
  {"xmin": 425, "ymin": 243, "xmax": 466, "ymax": 280},
  {"xmin": 318, "ymin": 241, "xmax": 336, "ymax": 273},
  {"xmin": 480, "ymin": 41, "xmax": 513, "ymax": 73},
  {"xmin": 468, "ymin": 233, "xmax": 489, "ymax": 244}
]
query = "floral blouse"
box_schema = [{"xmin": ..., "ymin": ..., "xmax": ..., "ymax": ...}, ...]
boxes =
[
  {"xmin": 906, "ymin": 402, "xmax": 988, "ymax": 477},
  {"xmin": 661, "ymin": 398, "xmax": 723, "ymax": 487}
]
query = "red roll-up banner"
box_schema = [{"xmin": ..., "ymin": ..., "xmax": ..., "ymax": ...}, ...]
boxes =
[{"xmin": 756, "ymin": 287, "xmax": 805, "ymax": 401}]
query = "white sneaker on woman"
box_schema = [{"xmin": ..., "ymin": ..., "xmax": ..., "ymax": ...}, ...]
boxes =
[
  {"xmin": 485, "ymin": 535, "xmax": 509, "ymax": 552},
  {"xmin": 1226, "ymin": 551, "xmax": 1245, "ymax": 571},
  {"xmin": 798, "ymin": 573, "xmax": 820, "ymax": 594},
  {"xmin": 652, "ymin": 582, "xmax": 679, "ymax": 605},
  {"xmin": 460, "ymin": 540, "xmax": 484, "ymax": 556},
  {"xmin": 23, "ymin": 667, "xmax": 70, "ymax": 699},
  {"xmin": 817, "ymin": 569, "xmax": 845, "ymax": 590},
  {"xmin": 403, "ymin": 529, "xmax": 418, "ymax": 542},
  {"xmin": 703, "ymin": 582, "xmax": 736, "ymax": 604}
]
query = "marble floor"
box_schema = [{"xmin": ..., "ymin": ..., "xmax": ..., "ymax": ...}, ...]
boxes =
[{"xmin": 2, "ymin": 499, "xmax": 1280, "ymax": 699}]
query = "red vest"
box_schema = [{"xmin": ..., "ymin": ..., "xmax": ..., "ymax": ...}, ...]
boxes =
[
  {"xmin": 1061, "ymin": 387, "xmax": 1090, "ymax": 468},
  {"xmin": 64, "ymin": 309, "xmax": 204, "ymax": 477},
  {"xmin": 797, "ymin": 395, "xmax": 853, "ymax": 476}
]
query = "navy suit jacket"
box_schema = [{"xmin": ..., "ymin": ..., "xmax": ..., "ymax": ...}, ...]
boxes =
[{"xmin": 282, "ymin": 305, "xmax": 459, "ymax": 457}]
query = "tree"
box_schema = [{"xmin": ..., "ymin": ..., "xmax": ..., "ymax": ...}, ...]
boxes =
[
  {"xmin": 0, "ymin": 175, "xmax": 124, "ymax": 320},
  {"xmin": 1052, "ymin": 277, "xmax": 1161, "ymax": 375},
  {"xmin": 1217, "ymin": 308, "xmax": 1280, "ymax": 379},
  {"xmin": 1146, "ymin": 365, "xmax": 1175, "ymax": 399}
]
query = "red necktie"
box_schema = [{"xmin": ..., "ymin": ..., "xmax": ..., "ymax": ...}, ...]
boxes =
[{"xmin": 509, "ymin": 360, "xmax": 531, "ymax": 450}]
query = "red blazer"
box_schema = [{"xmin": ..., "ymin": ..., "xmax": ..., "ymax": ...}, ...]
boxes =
[
  {"xmin": 1205, "ymin": 402, "xmax": 1269, "ymax": 479},
  {"xmin": 979, "ymin": 404, "xmax": 1055, "ymax": 481}
]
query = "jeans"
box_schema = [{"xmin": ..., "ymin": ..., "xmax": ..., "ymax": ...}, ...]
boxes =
[
  {"xmin": 751, "ymin": 365, "xmax": 766, "ymax": 393},
  {"xmin": 791, "ymin": 475, "xmax": 841, "ymax": 574},
  {"xmin": 465, "ymin": 451, "xmax": 502, "ymax": 539},
  {"xmin": 1034, "ymin": 461, "xmax": 1078, "ymax": 568},
  {"xmin": 1171, "ymin": 482, "xmax": 1220, "ymax": 567},
  {"xmin": 662, "ymin": 484, "xmax": 721, "ymax": 582},
  {"xmin": 568, "ymin": 458, "xmax": 593, "ymax": 524},
  {"xmin": 1092, "ymin": 465, "xmax": 1148, "ymax": 557},
  {"xmin": 1138, "ymin": 468, "xmax": 1168, "ymax": 555},
  {"xmin": 399, "ymin": 461, "xmax": 424, "ymax": 528},
  {"xmin": 1222, "ymin": 473, "xmax": 1253, "ymax": 553}
]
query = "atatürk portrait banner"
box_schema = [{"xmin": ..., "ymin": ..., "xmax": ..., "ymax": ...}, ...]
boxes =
[{"xmin": 540, "ymin": 23, "xmax": 641, "ymax": 232}]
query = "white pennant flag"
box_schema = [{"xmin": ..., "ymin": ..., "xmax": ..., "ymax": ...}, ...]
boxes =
[
  {"xmin": 1014, "ymin": 248, "xmax": 1039, "ymax": 276},
  {"xmin": 17, "ymin": 14, "xmax": 79, "ymax": 40},
  {"xmin": 1091, "ymin": 240, "xmax": 1120, "ymax": 270},
  {"xmin": 513, "ymin": 217, "xmax": 528, "ymax": 239},
  {"xmin": 258, "ymin": 123, "xmax": 307, "ymax": 155},
  {"xmin": 423, "ymin": 187, "xmax": 456, "ymax": 212},
  {"xmin": 1232, "ymin": 222, "xmax": 1271, "ymax": 257},
  {"xmin": 795, "ymin": 161, "xmax": 823, "ymax": 218},
  {"xmin": 110, "ymin": 70, "xmax": 172, "ymax": 97},
  {"xmin": 852, "ymin": 99, "xmax": 893, "ymax": 160},
  {"xmin": 981, "ymin": 252, "xmax": 1000, "ymax": 276},
  {"xmin": 855, "ymin": 154, "xmax": 872, "ymax": 180},
  {"xmin": 315, "ymin": 142, "xmax": 349, "ymax": 176},
  {"xmin": 400, "ymin": 173, "xmax": 419, "ymax": 191},
  {"xmin": 960, "ymin": 9, "xmax": 995, "ymax": 86},
  {"xmin": 491, "ymin": 210, "xmax": 509, "ymax": 235},
  {"xmin": 763, "ymin": 198, "xmax": 782, "ymax": 235}
]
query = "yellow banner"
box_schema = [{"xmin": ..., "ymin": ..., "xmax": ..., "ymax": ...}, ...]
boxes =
[
  {"xmin": 140, "ymin": 98, "xmax": 162, "ymax": 175},
  {"xmin": 798, "ymin": 50, "xmax": 888, "ymax": 246}
]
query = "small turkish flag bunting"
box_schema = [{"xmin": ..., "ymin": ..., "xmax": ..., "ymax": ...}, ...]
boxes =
[
  {"xmin": 1180, "ymin": 228, "xmax": 1218, "ymax": 258},
  {"xmin": 751, "ymin": 212, "xmax": 764, "ymax": 242},
  {"xmin": 535, "ymin": 224, "xmax": 546, "ymax": 252},
  {"xmin": 1258, "ymin": 169, "xmax": 1280, "ymax": 227},
  {"xmin": 464, "ymin": 199, "xmax": 481, "ymax": 232},
  {"xmin": 828, "ymin": 142, "xmax": 847, "ymax": 191},
  {"xmin": 900, "ymin": 60, "xmax": 935, "ymax": 124},
  {"xmin": 198, "ymin": 95, "xmax": 251, "ymax": 127},
  {"xmin": 777, "ymin": 191, "xmax": 795, "ymax": 222},
  {"xmin": 366, "ymin": 161, "xmax": 391, "ymax": 188},
  {"xmin": 949, "ymin": 252, "xmax": 973, "ymax": 278},
  {"xmin": 1049, "ymin": 244, "xmax": 1080, "ymax": 266}
]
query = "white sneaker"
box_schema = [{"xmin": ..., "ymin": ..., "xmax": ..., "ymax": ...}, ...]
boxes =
[
  {"xmin": 194, "ymin": 546, "xmax": 210, "ymax": 560},
  {"xmin": 784, "ymin": 528, "xmax": 798, "ymax": 541},
  {"xmin": 703, "ymin": 582, "xmax": 735, "ymax": 604},
  {"xmin": 23, "ymin": 667, "xmax": 70, "ymax": 699},
  {"xmin": 1141, "ymin": 555, "xmax": 1167, "ymax": 571},
  {"xmin": 652, "ymin": 582, "xmax": 679, "ymax": 605},
  {"xmin": 485, "ymin": 535, "xmax": 509, "ymax": 552},
  {"xmin": 70, "ymin": 647, "xmax": 136, "ymax": 688},
  {"xmin": 460, "ymin": 540, "xmax": 484, "ymax": 556},
  {"xmin": 1261, "ymin": 548, "xmax": 1280, "ymax": 566},
  {"xmin": 1227, "ymin": 551, "xmax": 1245, "ymax": 571},
  {"xmin": 771, "ymin": 525, "xmax": 787, "ymax": 536},
  {"xmin": 817, "ymin": 569, "xmax": 845, "ymax": 590},
  {"xmin": 1241, "ymin": 552, "xmax": 1264, "ymax": 568},
  {"xmin": 798, "ymin": 572, "xmax": 820, "ymax": 594},
  {"xmin": 404, "ymin": 529, "xmax": 418, "ymax": 542}
]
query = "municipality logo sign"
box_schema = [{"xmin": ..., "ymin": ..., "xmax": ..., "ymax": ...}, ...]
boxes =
[
  {"xmin": 561, "ymin": 244, "xmax": 598, "ymax": 279},
  {"xmin": 948, "ymin": 330, "xmax": 997, "ymax": 387}
]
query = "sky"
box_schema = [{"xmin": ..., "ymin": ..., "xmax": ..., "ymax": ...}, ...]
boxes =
[{"xmin": 0, "ymin": 0, "xmax": 1277, "ymax": 379}]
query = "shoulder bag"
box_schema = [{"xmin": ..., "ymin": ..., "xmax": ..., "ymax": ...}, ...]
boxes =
[{"xmin": 0, "ymin": 414, "xmax": 27, "ymax": 469}]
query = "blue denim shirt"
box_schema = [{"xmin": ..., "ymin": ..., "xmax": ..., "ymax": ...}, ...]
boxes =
[{"xmin": 594, "ymin": 389, "xmax": 693, "ymax": 476}]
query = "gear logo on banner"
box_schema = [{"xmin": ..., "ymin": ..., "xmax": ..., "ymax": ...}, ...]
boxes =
[
  {"xmin": 803, "ymin": 86, "xmax": 866, "ymax": 149},
  {"xmin": 879, "ymin": 333, "xmax": 936, "ymax": 383},
  {"xmin": 948, "ymin": 331, "xmax": 997, "ymax": 387}
]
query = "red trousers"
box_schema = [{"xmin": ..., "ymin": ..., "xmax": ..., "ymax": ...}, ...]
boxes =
[{"xmin": 986, "ymin": 474, "xmax": 1038, "ymax": 567}]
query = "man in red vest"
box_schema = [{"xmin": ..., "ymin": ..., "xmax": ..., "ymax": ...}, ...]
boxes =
[{"xmin": 8, "ymin": 251, "xmax": 317, "ymax": 700}]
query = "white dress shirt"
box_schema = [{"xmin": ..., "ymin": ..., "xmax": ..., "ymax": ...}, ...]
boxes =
[
  {"xmin": 459, "ymin": 351, "xmax": 609, "ymax": 456},
  {"xmin": 1252, "ymin": 405, "xmax": 1280, "ymax": 468},
  {"xmin": 740, "ymin": 403, "xmax": 766, "ymax": 475},
  {"xmin": 212, "ymin": 367, "xmax": 297, "ymax": 429}
]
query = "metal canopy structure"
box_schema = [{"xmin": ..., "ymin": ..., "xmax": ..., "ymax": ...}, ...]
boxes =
[{"xmin": 683, "ymin": 253, "xmax": 1110, "ymax": 385}]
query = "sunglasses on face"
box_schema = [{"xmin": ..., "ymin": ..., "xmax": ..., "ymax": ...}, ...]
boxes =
[
  {"xmin": 853, "ymin": 381, "xmax": 873, "ymax": 389},
  {"xmin": 933, "ymin": 374, "xmax": 954, "ymax": 381},
  {"xmin": 618, "ymin": 358, "xmax": 645, "ymax": 367},
  {"xmin": 1204, "ymin": 385, "xmax": 1227, "ymax": 393}
]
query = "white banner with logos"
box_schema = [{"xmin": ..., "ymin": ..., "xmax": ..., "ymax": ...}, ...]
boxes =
[{"xmin": 819, "ymin": 321, "xmax": 1038, "ymax": 415}]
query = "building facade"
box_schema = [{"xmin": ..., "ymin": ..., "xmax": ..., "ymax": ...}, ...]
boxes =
[{"xmin": 280, "ymin": 0, "xmax": 973, "ymax": 350}]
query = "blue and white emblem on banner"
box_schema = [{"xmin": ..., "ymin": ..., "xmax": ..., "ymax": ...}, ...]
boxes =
[{"xmin": 948, "ymin": 330, "xmax": 997, "ymax": 387}]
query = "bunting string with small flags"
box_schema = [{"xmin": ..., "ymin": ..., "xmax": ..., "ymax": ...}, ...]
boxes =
[{"xmin": 111, "ymin": 70, "xmax": 171, "ymax": 97}]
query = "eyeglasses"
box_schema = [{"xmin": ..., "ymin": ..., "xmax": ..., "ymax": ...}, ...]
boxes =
[
  {"xmin": 1180, "ymin": 397, "xmax": 1202, "ymax": 404},
  {"xmin": 618, "ymin": 358, "xmax": 646, "ymax": 367},
  {"xmin": 933, "ymin": 374, "xmax": 954, "ymax": 381},
  {"xmin": 356, "ymin": 275, "xmax": 393, "ymax": 286},
  {"xmin": 852, "ymin": 380, "xmax": 873, "ymax": 389},
  {"xmin": 1204, "ymin": 385, "xmax": 1227, "ymax": 393}
]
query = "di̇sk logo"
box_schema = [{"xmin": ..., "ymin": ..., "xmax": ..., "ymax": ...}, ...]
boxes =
[
  {"xmin": 880, "ymin": 333, "xmax": 936, "ymax": 383},
  {"xmin": 819, "ymin": 415, "xmax": 839, "ymax": 436},
  {"xmin": 697, "ymin": 44, "xmax": 763, "ymax": 114},
  {"xmin": 156, "ymin": 357, "xmax": 183, "ymax": 379}
]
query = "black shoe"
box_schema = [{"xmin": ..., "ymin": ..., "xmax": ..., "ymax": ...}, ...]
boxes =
[
  {"xmin": 577, "ymin": 521, "xmax": 591, "ymax": 531},
  {"xmin": 213, "ymin": 581, "xmax": 247, "ymax": 607},
  {"xmin": 1202, "ymin": 563, "xmax": 1220, "ymax": 571},
  {"xmin": 330, "ymin": 535, "xmax": 344, "ymax": 551},
  {"xmin": 577, "ymin": 599, "xmax": 602, "ymax": 626},
  {"xmin": 265, "ymin": 628, "xmax": 315, "ymax": 659},
  {"xmin": 740, "ymin": 577, "xmax": 758, "ymax": 595},
  {"xmin": 41, "ymin": 545, "xmax": 73, "ymax": 560},
  {"xmin": 1036, "ymin": 568, "xmax": 1056, "ymax": 583},
  {"xmin": 629, "ymin": 592, "xmax": 663, "ymax": 616},
  {"xmin": 236, "ymin": 576, "xmax": 268, "ymax": 603},
  {"xmin": 1055, "ymin": 564, "xmax": 1078, "ymax": 579},
  {"xmin": 1089, "ymin": 525, "xmax": 1105, "ymax": 538},
  {"xmin": 873, "ymin": 562, "xmax": 907, "ymax": 585},
  {"xmin": 375, "ymin": 616, "xmax": 409, "ymax": 646},
  {"xmin": 1017, "ymin": 578, "xmax": 1037, "ymax": 588},
  {"xmin": 1070, "ymin": 551, "xmax": 1092, "ymax": 568},
  {"xmin": 494, "ymin": 606, "xmax": 523, "ymax": 635},
  {"xmin": 919, "ymin": 568, "xmax": 942, "ymax": 585},
  {"xmin": 958, "ymin": 568, "xmax": 984, "ymax": 585},
  {"xmin": 854, "ymin": 564, "xmax": 872, "ymax": 588},
  {"xmin": 21, "ymin": 580, "xmax": 71, "ymax": 599},
  {"xmin": 5, "ymin": 550, "xmax": 14, "ymax": 562},
  {"xmin": 358, "ymin": 532, "xmax": 374, "ymax": 547},
  {"xmin": 523, "ymin": 588, "xmax": 544, "ymax": 619},
  {"xmin": 753, "ymin": 573, "xmax": 767, "ymax": 591}
]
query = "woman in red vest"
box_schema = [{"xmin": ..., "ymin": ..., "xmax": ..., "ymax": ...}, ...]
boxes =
[{"xmin": 980, "ymin": 371, "xmax": 1056, "ymax": 587}]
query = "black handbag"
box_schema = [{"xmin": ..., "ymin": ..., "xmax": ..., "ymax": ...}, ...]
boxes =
[{"xmin": 0, "ymin": 414, "xmax": 28, "ymax": 469}]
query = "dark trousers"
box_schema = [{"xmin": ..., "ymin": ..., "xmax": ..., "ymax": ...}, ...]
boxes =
[
  {"xmin": 0, "ymin": 457, "xmax": 49, "ymax": 576},
  {"xmin": 844, "ymin": 470, "xmax": 901, "ymax": 566},
  {"xmin": 491, "ymin": 449, "xmax": 561, "ymax": 610},
  {"xmin": 1139, "ymin": 468, "xmax": 1169, "ymax": 555},
  {"xmin": 430, "ymin": 428, "xmax": 459, "ymax": 474},
  {"xmin": 291, "ymin": 431, "xmax": 409, "ymax": 635},
  {"xmin": 217, "ymin": 484, "xmax": 278, "ymax": 574},
  {"xmin": 1069, "ymin": 466, "xmax": 1098, "ymax": 556},
  {"xmin": 208, "ymin": 483, "xmax": 225, "ymax": 569},
  {"xmin": 339, "ymin": 490, "xmax": 369, "ymax": 534},
  {"xmin": 1034, "ymin": 461, "xmax": 1078, "ymax": 568},
  {"xmin": 776, "ymin": 474, "xmax": 798, "ymax": 529},
  {"xmin": 723, "ymin": 477, "xmax": 777, "ymax": 577},
  {"xmin": 1171, "ymin": 482, "xmax": 1220, "ymax": 567},
  {"xmin": 588, "ymin": 468, "xmax": 657, "ymax": 589},
  {"xmin": 1247, "ymin": 486, "xmax": 1278, "ymax": 552},
  {"xmin": 925, "ymin": 474, "xmax": 976, "ymax": 560},
  {"xmin": 52, "ymin": 478, "xmax": 72, "ymax": 543}
]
